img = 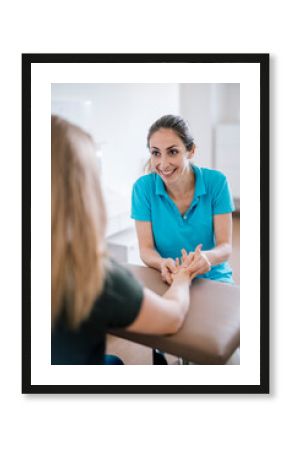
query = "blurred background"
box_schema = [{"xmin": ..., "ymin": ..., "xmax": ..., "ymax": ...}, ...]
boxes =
[{"xmin": 51, "ymin": 83, "xmax": 240, "ymax": 272}]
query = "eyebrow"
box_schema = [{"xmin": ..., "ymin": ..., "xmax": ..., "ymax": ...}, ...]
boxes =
[{"xmin": 150, "ymin": 145, "xmax": 179, "ymax": 151}]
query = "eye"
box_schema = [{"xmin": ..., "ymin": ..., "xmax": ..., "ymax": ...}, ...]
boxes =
[
  {"xmin": 151, "ymin": 150, "xmax": 160, "ymax": 157},
  {"xmin": 169, "ymin": 149, "xmax": 178, "ymax": 156}
]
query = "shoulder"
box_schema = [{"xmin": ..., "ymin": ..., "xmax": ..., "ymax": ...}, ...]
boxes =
[
  {"xmin": 196, "ymin": 167, "xmax": 231, "ymax": 203},
  {"xmin": 200, "ymin": 167, "xmax": 227, "ymax": 183},
  {"xmin": 132, "ymin": 173, "xmax": 157, "ymax": 200},
  {"xmin": 199, "ymin": 167, "xmax": 227, "ymax": 191},
  {"xmin": 95, "ymin": 259, "xmax": 144, "ymax": 327},
  {"xmin": 99, "ymin": 259, "xmax": 143, "ymax": 303},
  {"xmin": 133, "ymin": 173, "xmax": 156, "ymax": 189}
]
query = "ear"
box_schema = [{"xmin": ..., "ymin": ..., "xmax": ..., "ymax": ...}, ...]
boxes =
[{"xmin": 187, "ymin": 144, "xmax": 195, "ymax": 159}]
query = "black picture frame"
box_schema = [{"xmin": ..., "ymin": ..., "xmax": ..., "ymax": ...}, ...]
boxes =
[{"xmin": 22, "ymin": 53, "xmax": 269, "ymax": 394}]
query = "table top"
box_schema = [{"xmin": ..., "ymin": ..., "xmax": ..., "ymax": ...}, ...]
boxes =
[{"xmin": 110, "ymin": 264, "xmax": 240, "ymax": 364}]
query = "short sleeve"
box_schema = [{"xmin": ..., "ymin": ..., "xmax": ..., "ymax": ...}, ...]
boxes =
[
  {"xmin": 212, "ymin": 173, "xmax": 235, "ymax": 215},
  {"xmin": 96, "ymin": 260, "xmax": 144, "ymax": 328},
  {"xmin": 131, "ymin": 177, "xmax": 152, "ymax": 221}
]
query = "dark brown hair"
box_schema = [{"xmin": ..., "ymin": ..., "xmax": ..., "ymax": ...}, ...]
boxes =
[{"xmin": 147, "ymin": 114, "xmax": 195, "ymax": 151}]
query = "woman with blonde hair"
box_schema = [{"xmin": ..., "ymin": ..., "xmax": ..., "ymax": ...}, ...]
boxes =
[{"xmin": 51, "ymin": 115, "xmax": 195, "ymax": 365}]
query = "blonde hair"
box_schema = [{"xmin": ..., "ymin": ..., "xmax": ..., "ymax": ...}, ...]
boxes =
[{"xmin": 51, "ymin": 115, "xmax": 107, "ymax": 329}]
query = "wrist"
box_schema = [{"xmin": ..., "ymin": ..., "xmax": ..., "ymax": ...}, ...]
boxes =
[
  {"xmin": 159, "ymin": 257, "xmax": 165, "ymax": 271},
  {"xmin": 173, "ymin": 269, "xmax": 191, "ymax": 284},
  {"xmin": 203, "ymin": 250, "xmax": 215, "ymax": 266}
]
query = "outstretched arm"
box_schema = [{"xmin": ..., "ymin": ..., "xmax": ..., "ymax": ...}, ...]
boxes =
[{"xmin": 126, "ymin": 268, "xmax": 191, "ymax": 335}]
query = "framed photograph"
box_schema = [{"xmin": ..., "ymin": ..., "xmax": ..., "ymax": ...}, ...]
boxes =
[{"xmin": 22, "ymin": 53, "xmax": 269, "ymax": 394}]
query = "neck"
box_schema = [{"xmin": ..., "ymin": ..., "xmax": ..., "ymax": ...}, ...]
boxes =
[{"xmin": 166, "ymin": 166, "xmax": 195, "ymax": 199}]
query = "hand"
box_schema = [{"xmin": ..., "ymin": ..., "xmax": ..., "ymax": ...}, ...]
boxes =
[
  {"xmin": 170, "ymin": 264, "xmax": 192, "ymax": 285},
  {"xmin": 181, "ymin": 244, "xmax": 211, "ymax": 279},
  {"xmin": 160, "ymin": 258, "xmax": 178, "ymax": 285}
]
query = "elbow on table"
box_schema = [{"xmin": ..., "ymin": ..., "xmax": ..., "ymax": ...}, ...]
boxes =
[
  {"xmin": 169, "ymin": 316, "xmax": 185, "ymax": 335},
  {"xmin": 225, "ymin": 243, "xmax": 233, "ymax": 260},
  {"xmin": 165, "ymin": 304, "xmax": 187, "ymax": 335},
  {"xmin": 218, "ymin": 242, "xmax": 232, "ymax": 262}
]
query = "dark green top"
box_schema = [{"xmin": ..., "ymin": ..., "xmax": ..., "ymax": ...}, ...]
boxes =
[{"xmin": 51, "ymin": 260, "xmax": 144, "ymax": 365}]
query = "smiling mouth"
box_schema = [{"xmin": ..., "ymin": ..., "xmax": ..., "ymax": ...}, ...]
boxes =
[{"xmin": 159, "ymin": 169, "xmax": 176, "ymax": 177}]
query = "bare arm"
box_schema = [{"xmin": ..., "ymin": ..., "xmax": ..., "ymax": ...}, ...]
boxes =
[
  {"xmin": 126, "ymin": 269, "xmax": 191, "ymax": 335},
  {"xmin": 135, "ymin": 220, "xmax": 163, "ymax": 269},
  {"xmin": 183, "ymin": 213, "xmax": 233, "ymax": 277},
  {"xmin": 203, "ymin": 213, "xmax": 232, "ymax": 265},
  {"xmin": 135, "ymin": 221, "xmax": 177, "ymax": 284}
]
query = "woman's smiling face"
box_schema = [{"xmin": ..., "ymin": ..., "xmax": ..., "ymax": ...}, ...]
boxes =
[{"xmin": 149, "ymin": 128, "xmax": 194, "ymax": 184}]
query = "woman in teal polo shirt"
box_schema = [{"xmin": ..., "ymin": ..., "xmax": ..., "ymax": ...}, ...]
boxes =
[{"xmin": 131, "ymin": 114, "xmax": 235, "ymax": 285}]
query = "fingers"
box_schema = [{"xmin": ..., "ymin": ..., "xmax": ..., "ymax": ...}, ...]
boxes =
[
  {"xmin": 194, "ymin": 243, "xmax": 203, "ymax": 255},
  {"xmin": 181, "ymin": 248, "xmax": 192, "ymax": 267},
  {"xmin": 188, "ymin": 244, "xmax": 203, "ymax": 270},
  {"xmin": 161, "ymin": 270, "xmax": 168, "ymax": 284},
  {"xmin": 161, "ymin": 248, "xmax": 209, "ymax": 284},
  {"xmin": 190, "ymin": 271, "xmax": 199, "ymax": 280},
  {"xmin": 162, "ymin": 269, "xmax": 173, "ymax": 285},
  {"xmin": 181, "ymin": 248, "xmax": 197, "ymax": 267},
  {"xmin": 166, "ymin": 258, "xmax": 177, "ymax": 274},
  {"xmin": 187, "ymin": 251, "xmax": 195, "ymax": 265},
  {"xmin": 187, "ymin": 261, "xmax": 203, "ymax": 277},
  {"xmin": 161, "ymin": 258, "xmax": 177, "ymax": 285},
  {"xmin": 186, "ymin": 252, "xmax": 211, "ymax": 278},
  {"xmin": 181, "ymin": 248, "xmax": 187, "ymax": 265},
  {"xmin": 183, "ymin": 244, "xmax": 210, "ymax": 278}
]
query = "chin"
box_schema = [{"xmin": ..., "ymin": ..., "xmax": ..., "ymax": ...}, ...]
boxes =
[
  {"xmin": 163, "ymin": 173, "xmax": 180, "ymax": 184},
  {"xmin": 158, "ymin": 168, "xmax": 179, "ymax": 182}
]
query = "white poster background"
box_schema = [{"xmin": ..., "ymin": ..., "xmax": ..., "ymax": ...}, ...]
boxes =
[{"xmin": 31, "ymin": 62, "xmax": 260, "ymax": 386}]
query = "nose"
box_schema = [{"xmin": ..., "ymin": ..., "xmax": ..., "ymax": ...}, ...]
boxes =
[{"xmin": 158, "ymin": 154, "xmax": 170, "ymax": 170}]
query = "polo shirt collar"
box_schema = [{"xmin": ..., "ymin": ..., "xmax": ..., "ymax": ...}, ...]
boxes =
[
  {"xmin": 192, "ymin": 164, "xmax": 206, "ymax": 198},
  {"xmin": 155, "ymin": 164, "xmax": 207, "ymax": 198},
  {"xmin": 155, "ymin": 173, "xmax": 167, "ymax": 196}
]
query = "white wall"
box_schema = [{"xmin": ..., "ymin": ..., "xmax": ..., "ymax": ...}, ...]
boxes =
[
  {"xmin": 179, "ymin": 83, "xmax": 214, "ymax": 168},
  {"xmin": 211, "ymin": 83, "xmax": 240, "ymax": 123},
  {"xmin": 179, "ymin": 83, "xmax": 240, "ymax": 199},
  {"xmin": 179, "ymin": 83, "xmax": 240, "ymax": 165},
  {"xmin": 51, "ymin": 83, "xmax": 180, "ymax": 196}
]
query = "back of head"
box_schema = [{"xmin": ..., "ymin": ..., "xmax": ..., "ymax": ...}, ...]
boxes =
[{"xmin": 51, "ymin": 115, "xmax": 107, "ymax": 329}]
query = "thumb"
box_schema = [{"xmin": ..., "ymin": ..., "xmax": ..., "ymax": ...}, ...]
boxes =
[
  {"xmin": 167, "ymin": 258, "xmax": 177, "ymax": 273},
  {"xmin": 195, "ymin": 243, "xmax": 203, "ymax": 255},
  {"xmin": 181, "ymin": 248, "xmax": 189, "ymax": 266}
]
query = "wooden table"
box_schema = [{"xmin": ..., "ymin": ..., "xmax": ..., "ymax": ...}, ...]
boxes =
[{"xmin": 110, "ymin": 265, "xmax": 240, "ymax": 364}]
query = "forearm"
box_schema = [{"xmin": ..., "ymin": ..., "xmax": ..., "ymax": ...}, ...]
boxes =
[
  {"xmin": 163, "ymin": 273, "xmax": 190, "ymax": 317},
  {"xmin": 126, "ymin": 273, "xmax": 191, "ymax": 335},
  {"xmin": 204, "ymin": 243, "xmax": 232, "ymax": 266},
  {"xmin": 140, "ymin": 247, "xmax": 164, "ymax": 271}
]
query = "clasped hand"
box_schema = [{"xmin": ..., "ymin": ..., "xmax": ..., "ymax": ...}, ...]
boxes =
[{"xmin": 160, "ymin": 244, "xmax": 211, "ymax": 285}]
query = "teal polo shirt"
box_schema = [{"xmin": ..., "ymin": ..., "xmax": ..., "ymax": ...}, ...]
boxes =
[{"xmin": 131, "ymin": 165, "xmax": 235, "ymax": 284}]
